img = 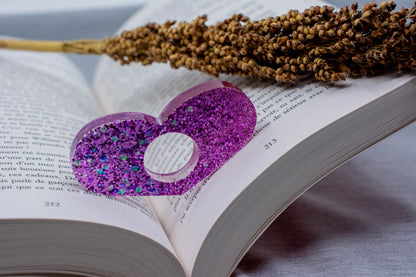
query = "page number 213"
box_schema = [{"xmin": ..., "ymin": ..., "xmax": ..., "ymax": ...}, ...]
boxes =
[{"xmin": 264, "ymin": 138, "xmax": 277, "ymax": 150}]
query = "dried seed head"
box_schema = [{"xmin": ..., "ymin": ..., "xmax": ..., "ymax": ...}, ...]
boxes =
[{"xmin": 100, "ymin": 1, "xmax": 416, "ymax": 83}]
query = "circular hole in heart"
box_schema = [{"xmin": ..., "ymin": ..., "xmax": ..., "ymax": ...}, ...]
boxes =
[{"xmin": 143, "ymin": 132, "xmax": 198, "ymax": 183}]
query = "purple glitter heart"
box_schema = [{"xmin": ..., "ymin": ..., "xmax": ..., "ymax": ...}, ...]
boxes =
[{"xmin": 70, "ymin": 80, "xmax": 256, "ymax": 196}]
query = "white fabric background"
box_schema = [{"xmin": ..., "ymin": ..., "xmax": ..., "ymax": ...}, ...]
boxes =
[{"xmin": 0, "ymin": 1, "xmax": 415, "ymax": 276}]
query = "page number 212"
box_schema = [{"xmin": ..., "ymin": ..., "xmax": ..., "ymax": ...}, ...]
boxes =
[{"xmin": 44, "ymin": 201, "xmax": 61, "ymax": 207}]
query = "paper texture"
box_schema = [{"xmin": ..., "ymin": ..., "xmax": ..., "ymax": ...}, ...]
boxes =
[{"xmin": 0, "ymin": 49, "xmax": 175, "ymax": 253}]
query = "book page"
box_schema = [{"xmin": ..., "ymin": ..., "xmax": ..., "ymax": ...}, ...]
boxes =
[
  {"xmin": 0, "ymin": 49, "xmax": 174, "ymax": 252},
  {"xmin": 93, "ymin": 0, "xmax": 415, "ymax": 275}
]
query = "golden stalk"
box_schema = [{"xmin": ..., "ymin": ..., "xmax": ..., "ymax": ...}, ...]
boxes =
[{"xmin": 0, "ymin": 39, "xmax": 106, "ymax": 54}]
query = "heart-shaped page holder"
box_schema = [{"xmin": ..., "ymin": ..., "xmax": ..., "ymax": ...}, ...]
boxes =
[{"xmin": 71, "ymin": 80, "xmax": 256, "ymax": 196}]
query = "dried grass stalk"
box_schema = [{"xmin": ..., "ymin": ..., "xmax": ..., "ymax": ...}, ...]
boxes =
[{"xmin": 1, "ymin": 1, "xmax": 416, "ymax": 82}]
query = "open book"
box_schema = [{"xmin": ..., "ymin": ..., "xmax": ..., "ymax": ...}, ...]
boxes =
[{"xmin": 1, "ymin": 0, "xmax": 415, "ymax": 276}]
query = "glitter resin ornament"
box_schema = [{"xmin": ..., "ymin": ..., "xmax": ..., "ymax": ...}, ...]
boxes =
[{"xmin": 70, "ymin": 80, "xmax": 257, "ymax": 196}]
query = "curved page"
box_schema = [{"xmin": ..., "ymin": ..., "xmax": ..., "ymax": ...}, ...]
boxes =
[
  {"xmin": 0, "ymin": 49, "xmax": 175, "ymax": 255},
  {"xmin": 92, "ymin": 0, "xmax": 415, "ymax": 275}
]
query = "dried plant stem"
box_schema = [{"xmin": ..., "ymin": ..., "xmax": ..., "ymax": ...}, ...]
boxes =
[
  {"xmin": 1, "ymin": 1, "xmax": 416, "ymax": 83},
  {"xmin": 0, "ymin": 39, "xmax": 106, "ymax": 54}
]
